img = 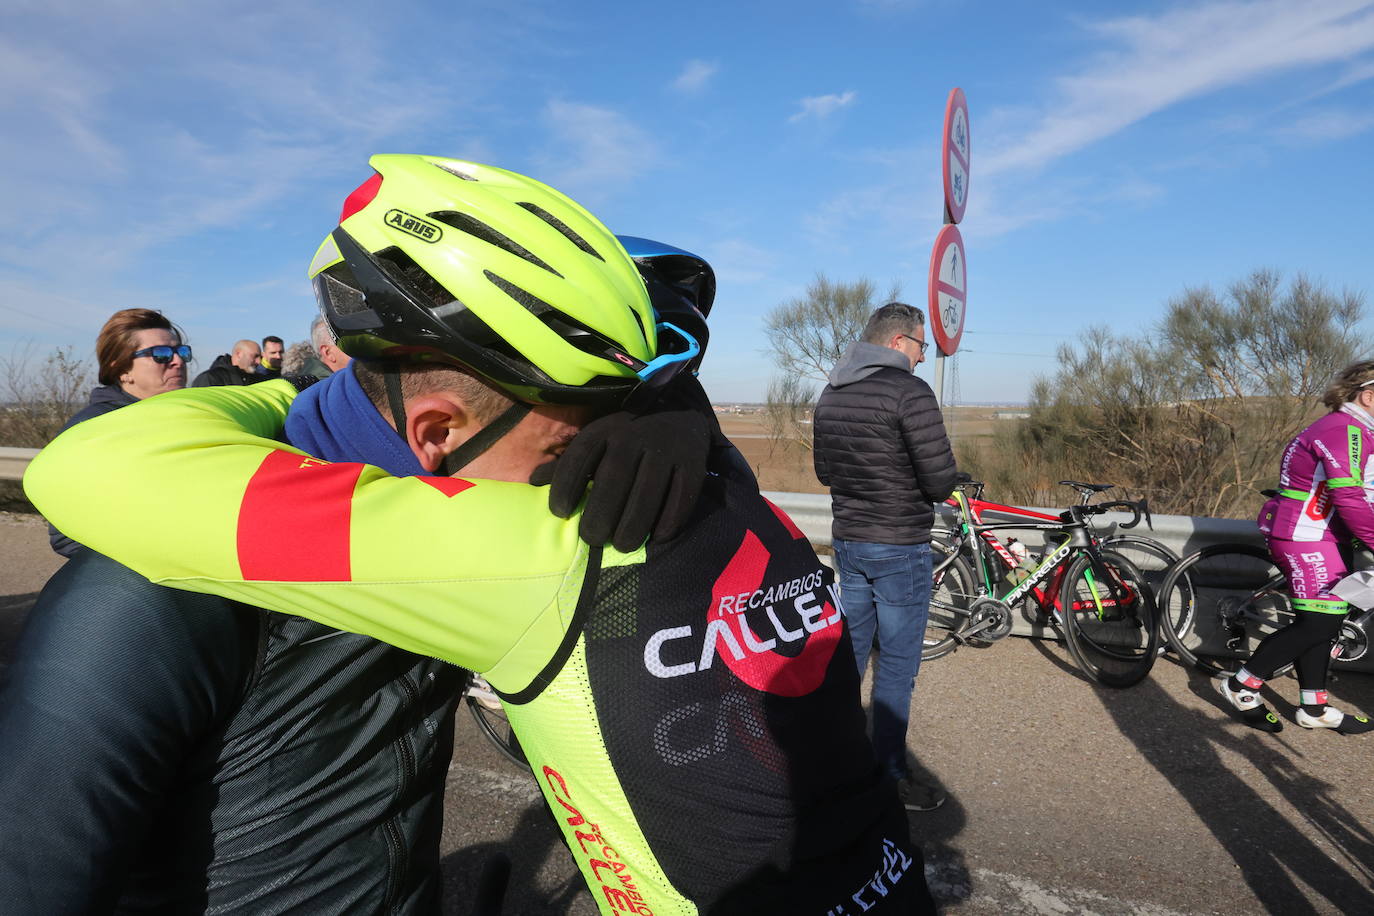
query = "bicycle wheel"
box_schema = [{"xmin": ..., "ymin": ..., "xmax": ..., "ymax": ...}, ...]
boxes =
[
  {"xmin": 466, "ymin": 678, "xmax": 527, "ymax": 767},
  {"xmin": 1157, "ymin": 544, "xmax": 1292, "ymax": 677},
  {"xmin": 1102, "ymin": 533, "xmax": 1190, "ymax": 650},
  {"xmin": 1059, "ymin": 550, "xmax": 1159, "ymax": 687},
  {"xmin": 924, "ymin": 544, "xmax": 975, "ymax": 661}
]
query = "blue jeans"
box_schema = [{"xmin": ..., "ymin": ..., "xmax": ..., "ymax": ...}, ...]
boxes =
[{"xmin": 833, "ymin": 538, "xmax": 932, "ymax": 781}]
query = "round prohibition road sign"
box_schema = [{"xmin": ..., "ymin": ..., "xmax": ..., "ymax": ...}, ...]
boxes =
[
  {"xmin": 942, "ymin": 88, "xmax": 970, "ymax": 225},
  {"xmin": 928, "ymin": 224, "xmax": 966, "ymax": 355}
]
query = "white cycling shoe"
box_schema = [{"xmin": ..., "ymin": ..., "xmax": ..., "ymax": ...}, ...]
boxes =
[
  {"xmin": 1295, "ymin": 706, "xmax": 1374, "ymax": 734},
  {"xmin": 1216, "ymin": 676, "xmax": 1283, "ymax": 732},
  {"xmin": 1296, "ymin": 707, "xmax": 1343, "ymax": 729}
]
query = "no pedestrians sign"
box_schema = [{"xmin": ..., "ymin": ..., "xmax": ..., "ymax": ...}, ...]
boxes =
[{"xmin": 928, "ymin": 224, "xmax": 966, "ymax": 356}]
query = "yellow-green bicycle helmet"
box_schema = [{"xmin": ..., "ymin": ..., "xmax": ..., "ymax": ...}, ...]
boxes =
[{"xmin": 308, "ymin": 154, "xmax": 698, "ymax": 408}]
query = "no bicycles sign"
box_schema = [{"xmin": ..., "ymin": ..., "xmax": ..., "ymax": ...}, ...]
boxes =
[
  {"xmin": 928, "ymin": 224, "xmax": 966, "ymax": 356},
  {"xmin": 942, "ymin": 88, "xmax": 970, "ymax": 225}
]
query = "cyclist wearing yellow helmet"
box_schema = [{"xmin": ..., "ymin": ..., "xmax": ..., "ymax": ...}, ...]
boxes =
[{"xmin": 25, "ymin": 155, "xmax": 935, "ymax": 915}]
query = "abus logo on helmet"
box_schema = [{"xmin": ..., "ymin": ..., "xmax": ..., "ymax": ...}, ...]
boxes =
[{"xmin": 384, "ymin": 209, "xmax": 443, "ymax": 243}]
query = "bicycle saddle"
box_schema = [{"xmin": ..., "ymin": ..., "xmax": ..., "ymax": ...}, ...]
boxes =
[{"xmin": 1060, "ymin": 480, "xmax": 1114, "ymax": 493}]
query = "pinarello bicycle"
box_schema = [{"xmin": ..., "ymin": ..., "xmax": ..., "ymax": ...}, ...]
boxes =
[{"xmin": 927, "ymin": 475, "xmax": 1160, "ymax": 687}]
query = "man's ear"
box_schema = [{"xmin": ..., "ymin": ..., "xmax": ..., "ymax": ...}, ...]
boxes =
[{"xmin": 405, "ymin": 393, "xmax": 476, "ymax": 473}]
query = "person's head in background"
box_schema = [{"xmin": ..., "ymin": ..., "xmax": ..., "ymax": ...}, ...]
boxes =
[
  {"xmin": 310, "ymin": 314, "xmax": 352, "ymax": 373},
  {"xmin": 96, "ymin": 308, "xmax": 190, "ymax": 400},
  {"xmin": 230, "ymin": 340, "xmax": 262, "ymax": 374},
  {"xmin": 861, "ymin": 301, "xmax": 928, "ymax": 372},
  {"xmin": 260, "ymin": 336, "xmax": 285, "ymax": 371}
]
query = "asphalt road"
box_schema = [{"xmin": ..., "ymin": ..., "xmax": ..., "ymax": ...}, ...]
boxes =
[{"xmin": 3, "ymin": 512, "xmax": 1372, "ymax": 915}]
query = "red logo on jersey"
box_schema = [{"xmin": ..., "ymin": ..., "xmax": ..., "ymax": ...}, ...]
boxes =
[{"xmin": 1306, "ymin": 481, "xmax": 1333, "ymax": 521}]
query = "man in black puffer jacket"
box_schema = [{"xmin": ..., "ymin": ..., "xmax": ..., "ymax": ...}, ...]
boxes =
[{"xmin": 813, "ymin": 301, "xmax": 957, "ymax": 813}]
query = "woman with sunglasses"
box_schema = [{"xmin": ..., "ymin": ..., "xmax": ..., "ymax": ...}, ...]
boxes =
[
  {"xmin": 47, "ymin": 307, "xmax": 190, "ymax": 556},
  {"xmin": 1219, "ymin": 360, "xmax": 1374, "ymax": 734}
]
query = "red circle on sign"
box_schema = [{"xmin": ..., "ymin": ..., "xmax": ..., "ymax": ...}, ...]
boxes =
[
  {"xmin": 941, "ymin": 88, "xmax": 970, "ymax": 225},
  {"xmin": 928, "ymin": 224, "xmax": 966, "ymax": 355}
]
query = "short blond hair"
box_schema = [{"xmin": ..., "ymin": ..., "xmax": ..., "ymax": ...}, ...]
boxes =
[{"xmin": 353, "ymin": 361, "xmax": 513, "ymax": 427}]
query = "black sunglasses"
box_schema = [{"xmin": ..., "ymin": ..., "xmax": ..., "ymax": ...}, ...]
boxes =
[
  {"xmin": 901, "ymin": 334, "xmax": 929, "ymax": 356},
  {"xmin": 132, "ymin": 344, "xmax": 192, "ymax": 364}
]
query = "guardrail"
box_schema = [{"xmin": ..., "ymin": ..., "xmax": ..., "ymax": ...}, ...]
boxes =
[
  {"xmin": 765, "ymin": 490, "xmax": 1374, "ymax": 675},
  {"xmin": 0, "ymin": 448, "xmax": 39, "ymax": 483},
  {"xmin": 762, "ymin": 490, "xmax": 1265, "ymax": 557},
  {"xmin": 5, "ymin": 451, "xmax": 1367, "ymax": 674}
]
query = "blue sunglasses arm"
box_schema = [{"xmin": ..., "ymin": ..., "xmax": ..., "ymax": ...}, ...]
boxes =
[{"xmin": 636, "ymin": 322, "xmax": 700, "ymax": 381}]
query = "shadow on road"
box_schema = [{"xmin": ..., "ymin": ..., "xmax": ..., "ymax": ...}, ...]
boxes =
[
  {"xmin": 441, "ymin": 801, "xmax": 587, "ymax": 916},
  {"xmin": 903, "ymin": 748, "xmax": 972, "ymax": 909},
  {"xmin": 1102, "ymin": 662, "xmax": 1374, "ymax": 913}
]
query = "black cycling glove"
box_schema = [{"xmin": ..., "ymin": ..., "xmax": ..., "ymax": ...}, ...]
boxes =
[{"xmin": 540, "ymin": 377, "xmax": 713, "ymax": 552}]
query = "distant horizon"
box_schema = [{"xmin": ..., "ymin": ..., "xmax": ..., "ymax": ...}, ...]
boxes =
[{"xmin": 3, "ymin": 2, "xmax": 1371, "ymax": 407}]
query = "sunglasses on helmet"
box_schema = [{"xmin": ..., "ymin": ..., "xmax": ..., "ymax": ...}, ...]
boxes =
[{"xmin": 132, "ymin": 344, "xmax": 192, "ymax": 364}]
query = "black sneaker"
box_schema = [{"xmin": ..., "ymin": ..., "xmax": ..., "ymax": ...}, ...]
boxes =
[{"xmin": 897, "ymin": 776, "xmax": 946, "ymax": 812}]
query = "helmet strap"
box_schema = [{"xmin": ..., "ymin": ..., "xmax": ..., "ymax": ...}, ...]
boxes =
[
  {"xmin": 437, "ymin": 401, "xmax": 531, "ymax": 477},
  {"xmin": 383, "ymin": 363, "xmax": 410, "ymax": 441},
  {"xmin": 380, "ymin": 360, "xmax": 532, "ymax": 477}
]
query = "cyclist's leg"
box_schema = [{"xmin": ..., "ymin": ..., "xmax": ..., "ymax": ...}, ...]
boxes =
[
  {"xmin": 1245, "ymin": 540, "xmax": 1346, "ymax": 679},
  {"xmin": 1290, "ymin": 610, "xmax": 1374, "ymax": 734},
  {"xmin": 834, "ymin": 537, "xmax": 878, "ymax": 678},
  {"xmin": 1220, "ymin": 539, "xmax": 1342, "ymax": 731}
]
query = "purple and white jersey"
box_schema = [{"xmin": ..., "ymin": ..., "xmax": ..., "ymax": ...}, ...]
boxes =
[{"xmin": 1258, "ymin": 404, "xmax": 1374, "ymax": 547}]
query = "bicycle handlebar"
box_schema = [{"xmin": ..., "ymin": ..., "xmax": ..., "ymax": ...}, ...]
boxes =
[{"xmin": 1059, "ymin": 499, "xmax": 1145, "ymax": 529}]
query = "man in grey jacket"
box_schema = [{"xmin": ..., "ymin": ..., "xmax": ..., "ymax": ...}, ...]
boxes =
[{"xmin": 813, "ymin": 302, "xmax": 958, "ymax": 811}]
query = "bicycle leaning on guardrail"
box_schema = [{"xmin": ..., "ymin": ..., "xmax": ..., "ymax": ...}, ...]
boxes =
[
  {"xmin": 926, "ymin": 474, "xmax": 1161, "ymax": 687},
  {"xmin": 1156, "ymin": 542, "xmax": 1373, "ymax": 677},
  {"xmin": 465, "ymin": 673, "xmax": 525, "ymax": 766}
]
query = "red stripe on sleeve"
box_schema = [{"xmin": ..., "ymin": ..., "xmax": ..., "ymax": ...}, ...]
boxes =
[
  {"xmin": 237, "ymin": 451, "xmax": 363, "ymax": 581},
  {"xmin": 418, "ymin": 476, "xmax": 476, "ymax": 497},
  {"xmin": 763, "ymin": 498, "xmax": 806, "ymax": 540}
]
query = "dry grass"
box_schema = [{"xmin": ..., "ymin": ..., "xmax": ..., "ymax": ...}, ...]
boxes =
[{"xmin": 719, "ymin": 406, "xmax": 1011, "ymax": 494}]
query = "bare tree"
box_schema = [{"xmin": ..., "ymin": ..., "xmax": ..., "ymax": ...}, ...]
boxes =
[
  {"xmin": 763, "ymin": 275, "xmax": 900, "ymax": 381},
  {"xmin": 0, "ymin": 343, "xmax": 93, "ymax": 448},
  {"xmin": 962, "ymin": 270, "xmax": 1366, "ymax": 519},
  {"xmin": 761, "ymin": 274, "xmax": 901, "ymax": 453}
]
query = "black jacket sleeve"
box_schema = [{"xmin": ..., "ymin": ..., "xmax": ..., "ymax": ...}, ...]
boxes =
[
  {"xmin": 0, "ymin": 552, "xmax": 258, "ymax": 913},
  {"xmin": 813, "ymin": 435, "xmax": 831, "ymax": 487},
  {"xmin": 898, "ymin": 378, "xmax": 957, "ymax": 504}
]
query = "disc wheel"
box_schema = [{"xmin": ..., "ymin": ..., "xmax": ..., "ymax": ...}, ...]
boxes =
[
  {"xmin": 1157, "ymin": 544, "xmax": 1292, "ymax": 677},
  {"xmin": 1102, "ymin": 534, "xmax": 1186, "ymax": 645},
  {"xmin": 1059, "ymin": 550, "xmax": 1159, "ymax": 688}
]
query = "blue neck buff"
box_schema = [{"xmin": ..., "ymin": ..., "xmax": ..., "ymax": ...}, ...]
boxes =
[{"xmin": 284, "ymin": 362, "xmax": 426, "ymax": 478}]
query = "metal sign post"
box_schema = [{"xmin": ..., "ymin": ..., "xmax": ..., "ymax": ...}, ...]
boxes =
[
  {"xmin": 928, "ymin": 224, "xmax": 966, "ymax": 405},
  {"xmin": 930, "ymin": 87, "xmax": 970, "ymax": 408}
]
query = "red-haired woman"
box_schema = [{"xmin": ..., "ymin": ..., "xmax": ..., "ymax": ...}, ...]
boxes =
[{"xmin": 49, "ymin": 308, "xmax": 190, "ymax": 555}]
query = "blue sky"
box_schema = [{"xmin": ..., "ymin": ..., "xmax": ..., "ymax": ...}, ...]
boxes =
[{"xmin": 2, "ymin": 0, "xmax": 1372, "ymax": 404}]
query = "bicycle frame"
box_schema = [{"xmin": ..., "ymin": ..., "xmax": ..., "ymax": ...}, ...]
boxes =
[{"xmin": 939, "ymin": 488, "xmax": 1135, "ymax": 617}]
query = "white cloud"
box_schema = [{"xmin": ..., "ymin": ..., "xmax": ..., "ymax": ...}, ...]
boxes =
[
  {"xmin": 982, "ymin": 0, "xmax": 1374, "ymax": 176},
  {"xmin": 1278, "ymin": 108, "xmax": 1374, "ymax": 142},
  {"xmin": 535, "ymin": 101, "xmax": 659, "ymax": 198},
  {"xmin": 0, "ymin": 1, "xmax": 488, "ymax": 286},
  {"xmin": 671, "ymin": 59, "xmax": 719, "ymax": 94},
  {"xmin": 789, "ymin": 91, "xmax": 858, "ymax": 123}
]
